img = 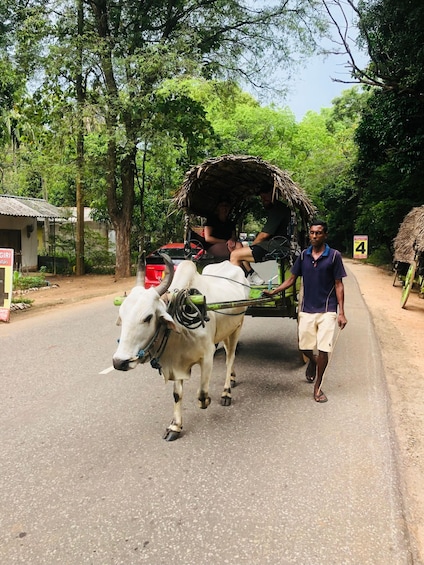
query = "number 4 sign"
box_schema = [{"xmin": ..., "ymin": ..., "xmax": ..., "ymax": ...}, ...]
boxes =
[{"xmin": 353, "ymin": 235, "xmax": 368, "ymax": 259}]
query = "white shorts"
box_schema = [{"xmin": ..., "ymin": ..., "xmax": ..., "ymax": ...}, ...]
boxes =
[{"xmin": 298, "ymin": 312, "xmax": 337, "ymax": 353}]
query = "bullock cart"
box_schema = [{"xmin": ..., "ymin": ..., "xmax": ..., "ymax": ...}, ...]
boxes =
[
  {"xmin": 393, "ymin": 205, "xmax": 424, "ymax": 308},
  {"xmin": 172, "ymin": 154, "xmax": 316, "ymax": 319},
  {"xmin": 112, "ymin": 156, "xmax": 315, "ymax": 440}
]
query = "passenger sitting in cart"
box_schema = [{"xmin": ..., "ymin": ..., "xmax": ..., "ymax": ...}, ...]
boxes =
[
  {"xmin": 229, "ymin": 187, "xmax": 291, "ymax": 285},
  {"xmin": 203, "ymin": 200, "xmax": 241, "ymax": 258}
]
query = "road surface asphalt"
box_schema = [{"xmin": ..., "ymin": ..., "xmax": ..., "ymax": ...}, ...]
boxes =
[{"xmin": 0, "ymin": 265, "xmax": 414, "ymax": 564}]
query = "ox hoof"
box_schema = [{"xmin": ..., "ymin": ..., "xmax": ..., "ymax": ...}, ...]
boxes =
[
  {"xmin": 221, "ymin": 395, "xmax": 232, "ymax": 407},
  {"xmin": 230, "ymin": 378, "xmax": 237, "ymax": 388},
  {"xmin": 163, "ymin": 429, "xmax": 181, "ymax": 441},
  {"xmin": 198, "ymin": 395, "xmax": 211, "ymax": 409}
]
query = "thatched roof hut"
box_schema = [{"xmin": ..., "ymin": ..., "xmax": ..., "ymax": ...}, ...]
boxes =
[
  {"xmin": 393, "ymin": 205, "xmax": 424, "ymax": 263},
  {"xmin": 173, "ymin": 154, "xmax": 316, "ymax": 227}
]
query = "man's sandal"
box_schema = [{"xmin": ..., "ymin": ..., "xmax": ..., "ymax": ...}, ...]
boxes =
[{"xmin": 314, "ymin": 390, "xmax": 328, "ymax": 403}]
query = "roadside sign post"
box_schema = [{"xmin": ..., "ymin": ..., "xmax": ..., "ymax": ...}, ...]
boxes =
[
  {"xmin": 0, "ymin": 248, "xmax": 14, "ymax": 322},
  {"xmin": 353, "ymin": 235, "xmax": 368, "ymax": 260}
]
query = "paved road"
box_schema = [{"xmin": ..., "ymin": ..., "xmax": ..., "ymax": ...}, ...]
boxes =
[{"xmin": 0, "ymin": 269, "xmax": 413, "ymax": 564}]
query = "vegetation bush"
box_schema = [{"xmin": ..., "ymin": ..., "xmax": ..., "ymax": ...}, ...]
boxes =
[
  {"xmin": 365, "ymin": 246, "xmax": 393, "ymax": 268},
  {"xmin": 13, "ymin": 272, "xmax": 47, "ymax": 291},
  {"xmin": 11, "ymin": 297, "xmax": 33, "ymax": 305},
  {"xmin": 84, "ymin": 249, "xmax": 116, "ymax": 274},
  {"xmin": 46, "ymin": 224, "xmax": 115, "ymax": 274}
]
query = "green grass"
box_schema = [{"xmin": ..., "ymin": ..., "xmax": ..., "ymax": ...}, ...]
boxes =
[
  {"xmin": 11, "ymin": 297, "xmax": 34, "ymax": 305},
  {"xmin": 13, "ymin": 272, "xmax": 47, "ymax": 291}
]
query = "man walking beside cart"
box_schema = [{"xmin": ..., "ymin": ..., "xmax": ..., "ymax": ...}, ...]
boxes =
[{"xmin": 263, "ymin": 219, "xmax": 348, "ymax": 403}]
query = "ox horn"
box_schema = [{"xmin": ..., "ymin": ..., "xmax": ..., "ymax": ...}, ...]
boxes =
[
  {"xmin": 136, "ymin": 252, "xmax": 146, "ymax": 286},
  {"xmin": 155, "ymin": 253, "xmax": 174, "ymax": 296}
]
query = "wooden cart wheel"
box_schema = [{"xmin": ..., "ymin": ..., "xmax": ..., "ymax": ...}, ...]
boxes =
[{"xmin": 401, "ymin": 261, "xmax": 417, "ymax": 309}]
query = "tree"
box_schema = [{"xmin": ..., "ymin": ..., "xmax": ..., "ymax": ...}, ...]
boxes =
[
  {"xmin": 3, "ymin": 1, "xmax": 329, "ymax": 276},
  {"xmin": 294, "ymin": 88, "xmax": 368, "ymax": 251},
  {"xmin": 0, "ymin": 1, "xmax": 32, "ymax": 165},
  {"xmin": 181, "ymin": 79, "xmax": 297, "ymax": 161},
  {"xmin": 322, "ymin": 0, "xmax": 424, "ymax": 97},
  {"xmin": 322, "ymin": 1, "xmax": 424, "ymax": 253},
  {"xmin": 75, "ymin": 0, "xmax": 86, "ymax": 275},
  {"xmin": 352, "ymin": 0, "xmax": 424, "ymax": 251},
  {"xmin": 354, "ymin": 90, "xmax": 424, "ymax": 251},
  {"xmin": 79, "ymin": 0, "xmax": 325, "ymax": 277},
  {"xmin": 356, "ymin": 0, "xmax": 424, "ymax": 97}
]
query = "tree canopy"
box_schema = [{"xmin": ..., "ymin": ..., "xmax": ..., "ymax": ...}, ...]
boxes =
[
  {"xmin": 356, "ymin": 0, "xmax": 424, "ymax": 97},
  {"xmin": 1, "ymin": 0, "xmax": 423, "ymax": 272},
  {"xmin": 351, "ymin": 0, "xmax": 424, "ymax": 252},
  {"xmin": 66, "ymin": 0, "xmax": 327, "ymax": 275}
]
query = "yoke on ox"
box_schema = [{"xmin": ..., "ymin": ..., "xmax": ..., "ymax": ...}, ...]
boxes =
[{"xmin": 113, "ymin": 254, "xmax": 250, "ymax": 441}]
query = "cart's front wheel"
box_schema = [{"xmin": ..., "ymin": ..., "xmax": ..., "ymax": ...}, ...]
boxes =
[{"xmin": 401, "ymin": 261, "xmax": 416, "ymax": 309}]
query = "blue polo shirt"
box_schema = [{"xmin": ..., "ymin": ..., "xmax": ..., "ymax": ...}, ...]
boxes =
[{"xmin": 291, "ymin": 244, "xmax": 347, "ymax": 313}]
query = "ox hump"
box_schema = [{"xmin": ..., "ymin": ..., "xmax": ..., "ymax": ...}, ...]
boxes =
[
  {"xmin": 200, "ymin": 260, "xmax": 250, "ymax": 300},
  {"xmin": 202, "ymin": 260, "xmax": 245, "ymax": 282},
  {"xmin": 169, "ymin": 260, "xmax": 198, "ymax": 291}
]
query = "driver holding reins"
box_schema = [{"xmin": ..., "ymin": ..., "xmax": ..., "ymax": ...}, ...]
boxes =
[{"xmin": 229, "ymin": 187, "xmax": 292, "ymax": 285}]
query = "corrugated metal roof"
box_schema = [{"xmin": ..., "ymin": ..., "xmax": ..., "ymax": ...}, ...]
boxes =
[{"xmin": 0, "ymin": 195, "xmax": 64, "ymax": 218}]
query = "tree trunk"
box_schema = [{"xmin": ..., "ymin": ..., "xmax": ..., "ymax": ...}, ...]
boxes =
[
  {"xmin": 91, "ymin": 0, "xmax": 136, "ymax": 279},
  {"xmin": 114, "ymin": 219, "xmax": 132, "ymax": 278},
  {"xmin": 109, "ymin": 148, "xmax": 136, "ymax": 279}
]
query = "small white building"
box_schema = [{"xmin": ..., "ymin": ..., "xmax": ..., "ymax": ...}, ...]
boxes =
[{"xmin": 0, "ymin": 195, "xmax": 64, "ymax": 270}]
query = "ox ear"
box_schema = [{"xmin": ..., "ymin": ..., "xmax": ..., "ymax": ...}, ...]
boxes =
[
  {"xmin": 160, "ymin": 311, "xmax": 180, "ymax": 333},
  {"xmin": 116, "ymin": 315, "xmax": 122, "ymax": 326}
]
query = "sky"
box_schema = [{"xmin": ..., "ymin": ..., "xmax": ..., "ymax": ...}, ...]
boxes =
[
  {"xmin": 280, "ymin": 4, "xmax": 369, "ymax": 121},
  {"xmin": 283, "ymin": 51, "xmax": 362, "ymax": 121},
  {"xmin": 246, "ymin": 45, "xmax": 368, "ymax": 122}
]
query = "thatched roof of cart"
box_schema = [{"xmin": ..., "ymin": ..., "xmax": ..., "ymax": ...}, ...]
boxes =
[
  {"xmin": 393, "ymin": 205, "xmax": 424, "ymax": 262},
  {"xmin": 173, "ymin": 155, "xmax": 316, "ymax": 222}
]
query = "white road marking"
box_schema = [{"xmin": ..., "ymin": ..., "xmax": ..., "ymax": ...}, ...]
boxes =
[{"xmin": 99, "ymin": 366, "xmax": 115, "ymax": 375}]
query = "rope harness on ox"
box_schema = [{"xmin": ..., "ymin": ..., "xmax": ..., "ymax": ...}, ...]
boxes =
[
  {"xmin": 125, "ymin": 288, "xmax": 211, "ymax": 374},
  {"xmin": 171, "ymin": 288, "xmax": 210, "ymax": 329},
  {"xmin": 126, "ymin": 324, "xmax": 170, "ymax": 369},
  {"xmin": 123, "ymin": 276, "xmax": 269, "ymax": 374}
]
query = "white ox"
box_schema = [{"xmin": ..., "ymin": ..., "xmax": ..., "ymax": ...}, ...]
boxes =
[{"xmin": 113, "ymin": 255, "xmax": 250, "ymax": 441}]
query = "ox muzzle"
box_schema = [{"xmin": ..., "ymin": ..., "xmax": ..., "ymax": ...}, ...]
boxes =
[{"xmin": 113, "ymin": 347, "xmax": 149, "ymax": 371}]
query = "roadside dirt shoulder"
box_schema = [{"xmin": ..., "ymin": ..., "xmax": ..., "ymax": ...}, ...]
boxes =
[
  {"xmin": 347, "ymin": 259, "xmax": 424, "ymax": 564},
  {"xmin": 10, "ymin": 273, "xmax": 135, "ymax": 319}
]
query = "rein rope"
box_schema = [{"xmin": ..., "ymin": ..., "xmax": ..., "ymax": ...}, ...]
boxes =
[
  {"xmin": 201, "ymin": 272, "xmax": 251, "ymax": 290},
  {"xmin": 318, "ymin": 326, "xmax": 343, "ymax": 393}
]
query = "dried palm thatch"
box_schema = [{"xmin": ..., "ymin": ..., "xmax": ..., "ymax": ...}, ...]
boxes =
[
  {"xmin": 393, "ymin": 205, "xmax": 424, "ymax": 263},
  {"xmin": 173, "ymin": 154, "xmax": 316, "ymax": 226}
]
